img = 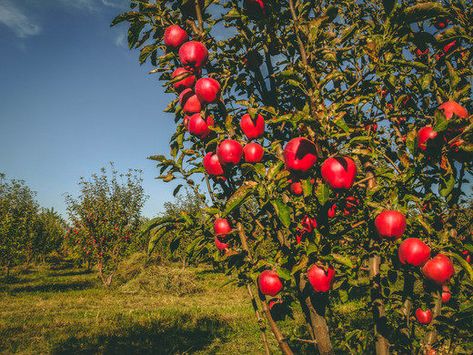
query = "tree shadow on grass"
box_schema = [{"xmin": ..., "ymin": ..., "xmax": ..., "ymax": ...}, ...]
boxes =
[
  {"xmin": 50, "ymin": 269, "xmax": 93, "ymax": 277},
  {"xmin": 52, "ymin": 314, "xmax": 229, "ymax": 355},
  {"xmin": 0, "ymin": 280, "xmax": 95, "ymax": 294}
]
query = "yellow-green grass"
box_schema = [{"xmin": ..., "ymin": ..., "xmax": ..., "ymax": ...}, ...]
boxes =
[{"xmin": 0, "ymin": 261, "xmax": 278, "ymax": 354}]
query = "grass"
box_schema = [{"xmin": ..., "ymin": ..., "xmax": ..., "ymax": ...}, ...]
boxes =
[{"xmin": 0, "ymin": 258, "xmax": 278, "ymax": 354}]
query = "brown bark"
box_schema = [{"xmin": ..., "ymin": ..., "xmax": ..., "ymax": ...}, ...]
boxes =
[
  {"xmin": 236, "ymin": 222, "xmax": 293, "ymax": 354},
  {"xmin": 298, "ymin": 275, "xmax": 334, "ymax": 355},
  {"xmin": 369, "ymin": 255, "xmax": 390, "ymax": 355},
  {"xmin": 423, "ymin": 290, "xmax": 442, "ymax": 350},
  {"xmin": 246, "ymin": 284, "xmax": 271, "ymax": 355}
]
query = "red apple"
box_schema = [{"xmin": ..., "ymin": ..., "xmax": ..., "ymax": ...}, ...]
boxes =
[
  {"xmin": 203, "ymin": 152, "xmax": 224, "ymax": 176},
  {"xmin": 374, "ymin": 210, "xmax": 406, "ymax": 239},
  {"xmin": 195, "ymin": 77, "xmax": 221, "ymax": 104},
  {"xmin": 179, "ymin": 41, "xmax": 208, "ymax": 68},
  {"xmin": 443, "ymin": 40, "xmax": 457, "ymax": 54},
  {"xmin": 214, "ymin": 237, "xmax": 229, "ymax": 251},
  {"xmin": 398, "ymin": 238, "xmax": 431, "ymax": 266},
  {"xmin": 163, "ymin": 25, "xmax": 188, "ymax": 48},
  {"xmin": 284, "ymin": 137, "xmax": 317, "ymax": 172},
  {"xmin": 441, "ymin": 286, "xmax": 451, "ymax": 304},
  {"xmin": 415, "ymin": 308, "xmax": 433, "ymax": 325},
  {"xmin": 422, "ymin": 254, "xmax": 455, "ymax": 285},
  {"xmin": 321, "ymin": 157, "xmax": 357, "ymax": 189},
  {"xmin": 327, "ymin": 204, "xmax": 337, "ymax": 218},
  {"xmin": 171, "ymin": 67, "xmax": 196, "ymax": 91},
  {"xmin": 307, "ymin": 264, "xmax": 335, "ymax": 292},
  {"xmin": 417, "ymin": 126, "xmax": 438, "ymax": 151},
  {"xmin": 415, "ymin": 48, "xmax": 429, "ymax": 57},
  {"xmin": 438, "ymin": 101, "xmax": 468, "ymax": 120},
  {"xmin": 301, "ymin": 216, "xmax": 317, "ymax": 233},
  {"xmin": 214, "ymin": 218, "xmax": 232, "ymax": 237},
  {"xmin": 187, "ymin": 114, "xmax": 214, "ymax": 138},
  {"xmin": 289, "ymin": 181, "xmax": 303, "ymax": 196},
  {"xmin": 179, "ymin": 89, "xmax": 203, "ymax": 114},
  {"xmin": 243, "ymin": 142, "xmax": 264, "ymax": 163},
  {"xmin": 258, "ymin": 270, "xmax": 283, "ymax": 296},
  {"xmin": 343, "ymin": 196, "xmax": 359, "ymax": 216},
  {"xmin": 240, "ymin": 114, "xmax": 265, "ymax": 140},
  {"xmin": 217, "ymin": 139, "xmax": 243, "ymax": 165}
]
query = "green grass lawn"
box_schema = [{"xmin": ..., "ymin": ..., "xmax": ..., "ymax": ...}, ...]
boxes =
[{"xmin": 0, "ymin": 260, "xmax": 279, "ymax": 354}]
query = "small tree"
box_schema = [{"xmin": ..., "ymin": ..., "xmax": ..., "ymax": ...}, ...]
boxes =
[
  {"xmin": 65, "ymin": 165, "xmax": 147, "ymax": 286},
  {"xmin": 32, "ymin": 208, "xmax": 66, "ymax": 263},
  {"xmin": 0, "ymin": 173, "xmax": 39, "ymax": 274}
]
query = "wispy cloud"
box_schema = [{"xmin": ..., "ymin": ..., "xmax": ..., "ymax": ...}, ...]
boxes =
[
  {"xmin": 0, "ymin": 1, "xmax": 41, "ymax": 38},
  {"xmin": 114, "ymin": 31, "xmax": 127, "ymax": 48},
  {"xmin": 58, "ymin": 0, "xmax": 128, "ymax": 11}
]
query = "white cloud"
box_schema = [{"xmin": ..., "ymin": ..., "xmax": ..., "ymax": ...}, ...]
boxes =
[
  {"xmin": 0, "ymin": 1, "xmax": 41, "ymax": 38},
  {"xmin": 114, "ymin": 31, "xmax": 127, "ymax": 48},
  {"xmin": 58, "ymin": 0, "xmax": 127, "ymax": 11}
]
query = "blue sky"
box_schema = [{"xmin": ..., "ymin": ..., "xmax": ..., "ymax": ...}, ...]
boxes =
[{"xmin": 0, "ymin": 0, "xmax": 178, "ymax": 218}]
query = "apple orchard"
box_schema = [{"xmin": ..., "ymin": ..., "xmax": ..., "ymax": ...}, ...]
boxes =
[{"xmin": 114, "ymin": 1, "xmax": 472, "ymax": 354}]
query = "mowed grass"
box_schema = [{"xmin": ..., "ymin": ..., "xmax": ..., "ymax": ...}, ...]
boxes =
[{"xmin": 0, "ymin": 259, "xmax": 280, "ymax": 354}]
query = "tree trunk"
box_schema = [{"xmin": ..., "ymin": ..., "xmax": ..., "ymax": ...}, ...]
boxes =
[
  {"xmin": 97, "ymin": 259, "xmax": 113, "ymax": 287},
  {"xmin": 246, "ymin": 284, "xmax": 271, "ymax": 355},
  {"xmin": 369, "ymin": 255, "xmax": 390, "ymax": 355},
  {"xmin": 298, "ymin": 274, "xmax": 334, "ymax": 355}
]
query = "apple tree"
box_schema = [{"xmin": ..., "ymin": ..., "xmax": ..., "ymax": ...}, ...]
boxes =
[
  {"xmin": 115, "ymin": 0, "xmax": 472, "ymax": 353},
  {"xmin": 65, "ymin": 165, "xmax": 147, "ymax": 286},
  {"xmin": 0, "ymin": 173, "xmax": 39, "ymax": 274}
]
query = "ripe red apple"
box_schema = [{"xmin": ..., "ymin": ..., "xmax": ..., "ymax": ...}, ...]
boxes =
[
  {"xmin": 240, "ymin": 114, "xmax": 265, "ymax": 140},
  {"xmin": 327, "ymin": 204, "xmax": 337, "ymax": 218},
  {"xmin": 443, "ymin": 40, "xmax": 457, "ymax": 54},
  {"xmin": 415, "ymin": 308, "xmax": 433, "ymax": 325},
  {"xmin": 284, "ymin": 137, "xmax": 317, "ymax": 172},
  {"xmin": 307, "ymin": 264, "xmax": 335, "ymax": 293},
  {"xmin": 187, "ymin": 114, "xmax": 214, "ymax": 139},
  {"xmin": 438, "ymin": 101, "xmax": 468, "ymax": 120},
  {"xmin": 214, "ymin": 218, "xmax": 232, "ymax": 237},
  {"xmin": 217, "ymin": 139, "xmax": 243, "ymax": 165},
  {"xmin": 374, "ymin": 210, "xmax": 406, "ymax": 239},
  {"xmin": 258, "ymin": 270, "xmax": 283, "ymax": 296},
  {"xmin": 179, "ymin": 89, "xmax": 203, "ymax": 114},
  {"xmin": 289, "ymin": 181, "xmax": 303, "ymax": 196},
  {"xmin": 195, "ymin": 77, "xmax": 221, "ymax": 104},
  {"xmin": 321, "ymin": 157, "xmax": 357, "ymax": 189},
  {"xmin": 441, "ymin": 286, "xmax": 451, "ymax": 304},
  {"xmin": 214, "ymin": 237, "xmax": 229, "ymax": 251},
  {"xmin": 417, "ymin": 126, "xmax": 438, "ymax": 151},
  {"xmin": 295, "ymin": 231, "xmax": 304, "ymax": 244},
  {"xmin": 422, "ymin": 254, "xmax": 455, "ymax": 285},
  {"xmin": 398, "ymin": 238, "xmax": 431, "ymax": 266},
  {"xmin": 203, "ymin": 152, "xmax": 224, "ymax": 176},
  {"xmin": 171, "ymin": 67, "xmax": 196, "ymax": 91},
  {"xmin": 163, "ymin": 25, "xmax": 188, "ymax": 48},
  {"xmin": 179, "ymin": 41, "xmax": 208, "ymax": 68},
  {"xmin": 343, "ymin": 196, "xmax": 359, "ymax": 216},
  {"xmin": 243, "ymin": 142, "xmax": 264, "ymax": 163},
  {"xmin": 301, "ymin": 216, "xmax": 317, "ymax": 233},
  {"xmin": 415, "ymin": 48, "xmax": 429, "ymax": 57}
]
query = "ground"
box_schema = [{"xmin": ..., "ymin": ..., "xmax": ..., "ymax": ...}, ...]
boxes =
[{"xmin": 0, "ymin": 259, "xmax": 280, "ymax": 354}]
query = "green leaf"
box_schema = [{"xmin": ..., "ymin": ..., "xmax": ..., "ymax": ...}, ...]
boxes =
[
  {"xmin": 439, "ymin": 172, "xmax": 455, "ymax": 198},
  {"xmin": 223, "ymin": 182, "xmax": 257, "ymax": 217},
  {"xmin": 302, "ymin": 179, "xmax": 313, "ymax": 198},
  {"xmin": 402, "ymin": 2, "xmax": 448, "ymax": 23},
  {"xmin": 270, "ymin": 199, "xmax": 291, "ymax": 228},
  {"xmin": 316, "ymin": 183, "xmax": 330, "ymax": 205},
  {"xmin": 277, "ymin": 267, "xmax": 292, "ymax": 281},
  {"xmin": 332, "ymin": 253, "xmax": 354, "ymax": 268},
  {"xmin": 291, "ymin": 254, "xmax": 309, "ymax": 275},
  {"xmin": 147, "ymin": 226, "xmax": 167, "ymax": 255},
  {"xmin": 447, "ymin": 252, "xmax": 473, "ymax": 281}
]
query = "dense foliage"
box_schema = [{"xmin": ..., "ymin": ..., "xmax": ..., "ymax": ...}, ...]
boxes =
[
  {"xmin": 116, "ymin": 0, "xmax": 472, "ymax": 353},
  {"xmin": 65, "ymin": 165, "xmax": 147, "ymax": 286}
]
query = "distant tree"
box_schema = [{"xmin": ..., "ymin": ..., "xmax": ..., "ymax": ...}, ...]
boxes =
[
  {"xmin": 32, "ymin": 208, "xmax": 66, "ymax": 262},
  {"xmin": 147, "ymin": 191, "xmax": 206, "ymax": 266},
  {"xmin": 65, "ymin": 165, "xmax": 147, "ymax": 286},
  {"xmin": 0, "ymin": 173, "xmax": 38, "ymax": 274}
]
